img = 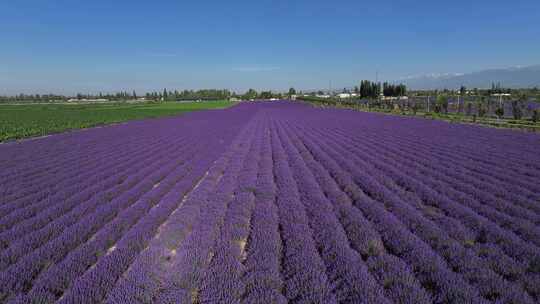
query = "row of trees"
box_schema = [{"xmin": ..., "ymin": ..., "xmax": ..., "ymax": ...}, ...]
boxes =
[
  {"xmin": 0, "ymin": 91, "xmax": 153, "ymax": 102},
  {"xmin": 0, "ymin": 94, "xmax": 68, "ymax": 102},
  {"xmin": 0, "ymin": 89, "xmax": 237, "ymax": 103},
  {"xmin": 0, "ymin": 88, "xmax": 296, "ymax": 103},
  {"xmin": 143, "ymin": 88, "xmax": 289, "ymax": 101},
  {"xmin": 430, "ymin": 94, "xmax": 538, "ymax": 121},
  {"xmin": 356, "ymin": 80, "xmax": 407, "ymax": 98},
  {"xmin": 148, "ymin": 89, "xmax": 233, "ymax": 101},
  {"xmin": 238, "ymin": 88, "xmax": 282, "ymax": 100},
  {"xmin": 358, "ymin": 80, "xmax": 381, "ymax": 98},
  {"xmin": 382, "ymin": 82, "xmax": 407, "ymax": 97},
  {"xmin": 410, "ymin": 86, "xmax": 540, "ymax": 98}
]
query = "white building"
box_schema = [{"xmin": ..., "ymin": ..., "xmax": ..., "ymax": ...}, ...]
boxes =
[{"xmin": 67, "ymin": 98, "xmax": 109, "ymax": 102}]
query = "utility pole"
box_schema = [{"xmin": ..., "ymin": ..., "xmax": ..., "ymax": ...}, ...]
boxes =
[
  {"xmin": 458, "ymin": 85, "xmax": 461, "ymax": 115},
  {"xmin": 376, "ymin": 70, "xmax": 380, "ymax": 105}
]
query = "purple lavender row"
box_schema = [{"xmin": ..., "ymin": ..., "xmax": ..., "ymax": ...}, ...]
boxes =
[
  {"xmin": 0, "ymin": 143, "xmax": 156, "ymax": 233},
  {"xmin": 332, "ymin": 135, "xmax": 533, "ymax": 285},
  {"xmin": 0, "ymin": 113, "xmax": 141, "ymax": 163},
  {"xmin": 0, "ymin": 135, "xmax": 153, "ymax": 209},
  {"xmin": 0, "ymin": 113, "xmax": 234, "ymax": 212},
  {"xmin": 442, "ymin": 139, "xmax": 540, "ymax": 178},
  {"xmin": 0, "ymin": 112, "xmax": 220, "ymax": 205},
  {"xmin": 368, "ymin": 124, "xmax": 540, "ymax": 194},
  {"xmin": 105, "ymin": 143, "xmax": 235, "ymax": 304},
  {"xmin": 153, "ymin": 118, "xmax": 259, "ymax": 303},
  {"xmin": 298, "ymin": 113, "xmax": 540, "ymax": 297},
  {"xmin": 9, "ymin": 142, "xmax": 207, "ymax": 304},
  {"xmin": 269, "ymin": 122, "xmax": 338, "ymax": 304},
  {"xmin": 0, "ymin": 106, "xmax": 251, "ymax": 240},
  {"xmin": 0, "ymin": 145, "xmax": 185, "ymax": 266},
  {"xmin": 0, "ymin": 133, "xmax": 131, "ymax": 192},
  {"xmin": 0, "ymin": 121, "xmax": 152, "ymax": 190},
  {"xmin": 0, "ymin": 134, "xmax": 191, "ymax": 260},
  {"xmin": 349, "ymin": 128, "xmax": 540, "ymax": 218},
  {"xmin": 288, "ymin": 117, "xmax": 485, "ymax": 304},
  {"xmin": 300, "ymin": 114, "xmax": 540, "ymax": 256},
  {"xmin": 329, "ymin": 140, "xmax": 534, "ymax": 302},
  {"xmin": 318, "ymin": 106, "xmax": 540, "ymax": 190},
  {"xmin": 351, "ymin": 108, "xmax": 540, "ymax": 172},
  {"xmin": 331, "ymin": 127, "xmax": 540, "ymax": 245},
  {"xmin": 363, "ymin": 165, "xmax": 540, "ymax": 299},
  {"xmin": 198, "ymin": 121, "xmax": 263, "ymax": 303},
  {"xmin": 305, "ymin": 122, "xmax": 538, "ymax": 301},
  {"xmin": 363, "ymin": 134, "xmax": 540, "ymax": 246},
  {"xmin": 240, "ymin": 116, "xmax": 287, "ymax": 304},
  {"xmin": 419, "ymin": 125, "xmax": 540, "ymax": 171},
  {"xmin": 0, "ymin": 110, "xmax": 228, "ymax": 205},
  {"xmin": 0, "ymin": 117, "xmax": 211, "ymax": 214},
  {"xmin": 0, "ymin": 104, "xmax": 250, "ymax": 192},
  {"xmin": 323, "ymin": 119, "xmax": 540, "ymax": 213},
  {"xmin": 103, "ymin": 107, "xmax": 258, "ymax": 303},
  {"xmin": 0, "ymin": 103, "xmax": 201, "ymax": 165},
  {"xmin": 0, "ymin": 131, "xmax": 113, "ymax": 182},
  {"xmin": 0, "ymin": 139, "xmax": 196, "ymax": 302},
  {"xmin": 313, "ymin": 103, "xmax": 536, "ymax": 155},
  {"xmin": 274, "ymin": 121, "xmax": 393, "ymax": 304},
  {"xmin": 1, "ymin": 105, "xmax": 251, "ymax": 250},
  {"xmin": 0, "ymin": 128, "xmax": 180, "ymax": 221},
  {"xmin": 198, "ymin": 193, "xmax": 254, "ymax": 304},
  {"xmin": 347, "ymin": 126, "xmax": 540, "ymax": 212},
  {"xmin": 282, "ymin": 121, "xmax": 433, "ymax": 304},
  {"xmin": 2, "ymin": 153, "xmax": 186, "ymax": 300},
  {"xmin": 324, "ymin": 124, "xmax": 540, "ymax": 263},
  {"xmin": 0, "ymin": 133, "xmax": 179, "ymax": 235},
  {"xmin": 372, "ymin": 121, "xmax": 535, "ymax": 200},
  {"xmin": 46, "ymin": 138, "xmax": 227, "ymax": 304}
]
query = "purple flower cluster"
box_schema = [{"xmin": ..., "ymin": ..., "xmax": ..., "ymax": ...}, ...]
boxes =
[{"xmin": 1, "ymin": 101, "xmax": 539, "ymax": 303}]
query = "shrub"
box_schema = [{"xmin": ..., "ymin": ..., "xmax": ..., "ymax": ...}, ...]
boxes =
[
  {"xmin": 511, "ymin": 100, "xmax": 524, "ymax": 120},
  {"xmin": 478, "ymin": 103, "xmax": 487, "ymax": 117},
  {"xmin": 436, "ymin": 95, "xmax": 449, "ymax": 113},
  {"xmin": 465, "ymin": 102, "xmax": 473, "ymax": 116},
  {"xmin": 532, "ymin": 109, "xmax": 540, "ymax": 123},
  {"xmin": 495, "ymin": 107, "xmax": 504, "ymax": 118},
  {"xmin": 411, "ymin": 102, "xmax": 420, "ymax": 115}
]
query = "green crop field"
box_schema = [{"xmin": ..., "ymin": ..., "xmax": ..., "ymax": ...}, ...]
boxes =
[{"xmin": 0, "ymin": 101, "xmax": 234, "ymax": 142}]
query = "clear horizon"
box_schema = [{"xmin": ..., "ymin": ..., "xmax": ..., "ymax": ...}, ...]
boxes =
[{"xmin": 1, "ymin": 0, "xmax": 539, "ymax": 95}]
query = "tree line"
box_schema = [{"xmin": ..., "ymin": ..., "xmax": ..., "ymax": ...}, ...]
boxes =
[
  {"xmin": 382, "ymin": 82, "xmax": 407, "ymax": 97},
  {"xmin": 355, "ymin": 80, "xmax": 407, "ymax": 98},
  {"xmin": 358, "ymin": 80, "xmax": 381, "ymax": 98},
  {"xmin": 430, "ymin": 93, "xmax": 538, "ymax": 121},
  {"xmin": 0, "ymin": 88, "xmax": 297, "ymax": 103},
  {"xmin": 148, "ymin": 89, "xmax": 232, "ymax": 101}
]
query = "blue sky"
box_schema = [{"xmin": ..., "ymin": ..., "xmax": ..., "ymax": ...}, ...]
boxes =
[{"xmin": 1, "ymin": 0, "xmax": 539, "ymax": 94}]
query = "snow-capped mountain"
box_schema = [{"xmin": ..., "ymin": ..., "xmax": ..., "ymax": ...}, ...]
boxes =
[{"xmin": 399, "ymin": 65, "xmax": 540, "ymax": 90}]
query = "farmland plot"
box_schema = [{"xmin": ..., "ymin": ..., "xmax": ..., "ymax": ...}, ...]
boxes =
[{"xmin": 1, "ymin": 101, "xmax": 539, "ymax": 303}]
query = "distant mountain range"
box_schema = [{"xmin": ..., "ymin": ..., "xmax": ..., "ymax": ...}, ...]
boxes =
[{"xmin": 398, "ymin": 65, "xmax": 540, "ymax": 90}]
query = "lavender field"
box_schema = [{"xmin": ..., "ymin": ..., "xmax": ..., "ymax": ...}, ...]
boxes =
[{"xmin": 1, "ymin": 101, "xmax": 539, "ymax": 304}]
